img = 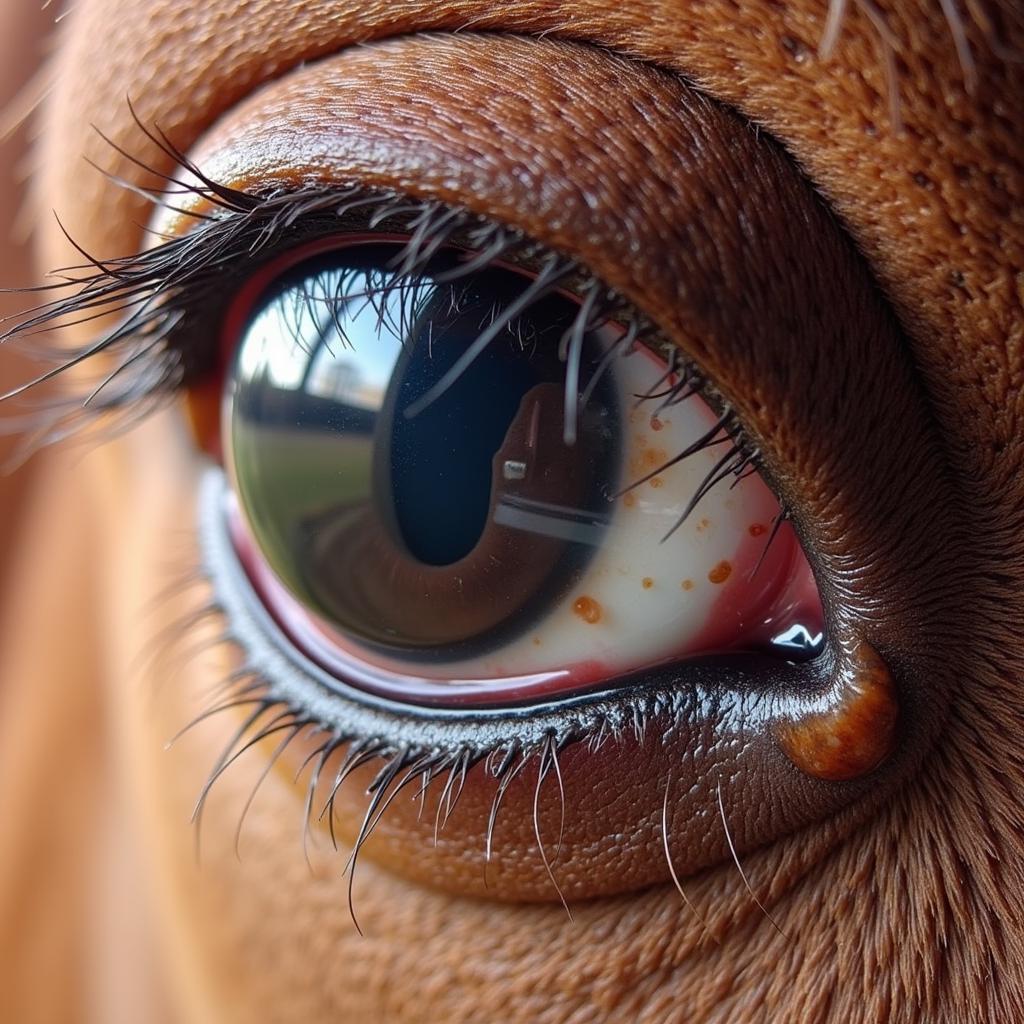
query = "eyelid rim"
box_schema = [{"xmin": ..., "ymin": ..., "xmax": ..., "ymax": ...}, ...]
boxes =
[{"xmin": 200, "ymin": 467, "xmax": 818, "ymax": 739}]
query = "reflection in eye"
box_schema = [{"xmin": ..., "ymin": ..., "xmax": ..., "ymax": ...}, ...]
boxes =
[{"xmin": 222, "ymin": 240, "xmax": 823, "ymax": 707}]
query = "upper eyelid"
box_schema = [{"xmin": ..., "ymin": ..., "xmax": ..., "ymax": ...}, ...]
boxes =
[
  {"xmin": 22, "ymin": 26, "xmax": 957, "ymax": 604},
  {"xmin": 15, "ymin": 32, "xmax": 937, "ymax": 547},
  {"xmin": 36, "ymin": 8, "xmax": 1007, "ymax": 446},
  {"xmin": 3, "ymin": 157, "xmax": 764, "ymax": 494}
]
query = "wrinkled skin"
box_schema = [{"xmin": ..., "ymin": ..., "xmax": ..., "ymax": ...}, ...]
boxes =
[{"xmin": 0, "ymin": 1, "xmax": 1022, "ymax": 1022}]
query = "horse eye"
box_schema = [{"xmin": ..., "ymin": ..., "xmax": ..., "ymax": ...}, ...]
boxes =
[{"xmin": 216, "ymin": 237, "xmax": 822, "ymax": 707}]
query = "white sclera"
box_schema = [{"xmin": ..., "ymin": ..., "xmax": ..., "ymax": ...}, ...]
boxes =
[{"xmin": 437, "ymin": 344, "xmax": 799, "ymax": 682}]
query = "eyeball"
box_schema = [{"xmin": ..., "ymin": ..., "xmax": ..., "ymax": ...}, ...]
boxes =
[{"xmin": 220, "ymin": 239, "xmax": 822, "ymax": 707}]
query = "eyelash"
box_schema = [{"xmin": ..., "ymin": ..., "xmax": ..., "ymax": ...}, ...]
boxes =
[
  {"xmin": 4, "ymin": 117, "xmax": 765, "ymax": 490},
  {"xmin": 2, "ymin": 123, "xmax": 808, "ymax": 918}
]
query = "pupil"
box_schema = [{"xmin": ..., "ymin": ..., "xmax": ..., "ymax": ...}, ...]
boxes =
[
  {"xmin": 387, "ymin": 274, "xmax": 557, "ymax": 567},
  {"xmin": 227, "ymin": 242, "xmax": 620, "ymax": 655}
]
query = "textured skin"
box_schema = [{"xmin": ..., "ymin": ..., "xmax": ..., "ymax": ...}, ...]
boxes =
[{"xmin": 0, "ymin": 1, "xmax": 1021, "ymax": 1022}]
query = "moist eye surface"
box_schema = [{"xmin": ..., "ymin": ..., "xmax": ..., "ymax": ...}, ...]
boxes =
[
  {"xmin": 231, "ymin": 244, "xmax": 621, "ymax": 650},
  {"xmin": 222, "ymin": 237, "xmax": 823, "ymax": 708}
]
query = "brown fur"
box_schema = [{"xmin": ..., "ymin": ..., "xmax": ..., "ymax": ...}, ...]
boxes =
[{"xmin": 1, "ymin": 1, "xmax": 1022, "ymax": 1021}]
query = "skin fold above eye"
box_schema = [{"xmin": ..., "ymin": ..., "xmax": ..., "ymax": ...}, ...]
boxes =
[{"xmin": 0, "ymin": 1, "xmax": 1020, "ymax": 1023}]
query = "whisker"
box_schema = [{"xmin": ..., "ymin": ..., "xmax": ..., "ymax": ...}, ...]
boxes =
[
  {"xmin": 661, "ymin": 769, "xmax": 718, "ymax": 942},
  {"xmin": 716, "ymin": 778, "xmax": 788, "ymax": 939}
]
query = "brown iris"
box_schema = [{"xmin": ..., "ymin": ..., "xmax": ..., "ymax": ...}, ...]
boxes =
[{"xmin": 226, "ymin": 241, "xmax": 619, "ymax": 657}]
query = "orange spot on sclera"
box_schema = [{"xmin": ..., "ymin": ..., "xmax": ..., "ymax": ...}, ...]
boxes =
[
  {"xmin": 572, "ymin": 595, "xmax": 603, "ymax": 624},
  {"xmin": 649, "ymin": 477, "xmax": 664, "ymax": 489},
  {"xmin": 642, "ymin": 577, "xmax": 654, "ymax": 589},
  {"xmin": 749, "ymin": 523, "xmax": 767, "ymax": 537},
  {"xmin": 623, "ymin": 492, "xmax": 637, "ymax": 508},
  {"xmin": 708, "ymin": 561, "xmax": 732, "ymax": 584},
  {"xmin": 681, "ymin": 579, "xmax": 694, "ymax": 591},
  {"xmin": 640, "ymin": 447, "xmax": 667, "ymax": 470}
]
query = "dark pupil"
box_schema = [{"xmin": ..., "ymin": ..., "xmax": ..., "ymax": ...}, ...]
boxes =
[
  {"xmin": 228, "ymin": 243, "xmax": 619, "ymax": 657},
  {"xmin": 388, "ymin": 275, "xmax": 561, "ymax": 566}
]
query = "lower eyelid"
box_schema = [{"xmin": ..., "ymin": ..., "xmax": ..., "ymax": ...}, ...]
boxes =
[{"xmin": 198, "ymin": 463, "xmax": 900, "ymax": 902}]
